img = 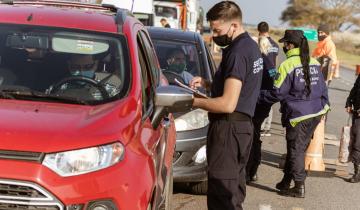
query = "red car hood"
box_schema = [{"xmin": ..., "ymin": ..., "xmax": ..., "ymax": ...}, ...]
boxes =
[{"xmin": 0, "ymin": 99, "xmax": 139, "ymax": 153}]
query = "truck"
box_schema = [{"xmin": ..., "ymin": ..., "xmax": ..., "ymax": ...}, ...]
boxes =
[
  {"xmin": 101, "ymin": 0, "xmax": 154, "ymax": 26},
  {"xmin": 153, "ymin": 0, "xmax": 200, "ymax": 32}
]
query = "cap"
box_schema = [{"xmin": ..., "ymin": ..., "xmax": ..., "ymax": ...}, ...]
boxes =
[
  {"xmin": 318, "ymin": 24, "xmax": 330, "ymax": 35},
  {"xmin": 279, "ymin": 30, "xmax": 305, "ymax": 46}
]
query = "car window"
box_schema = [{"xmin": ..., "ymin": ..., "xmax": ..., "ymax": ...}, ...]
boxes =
[
  {"xmin": 0, "ymin": 25, "xmax": 130, "ymax": 105},
  {"xmin": 152, "ymin": 40, "xmax": 202, "ymax": 85},
  {"xmin": 155, "ymin": 5, "xmax": 177, "ymax": 19},
  {"xmin": 137, "ymin": 32, "xmax": 155, "ymax": 120},
  {"xmin": 138, "ymin": 31, "xmax": 160, "ymax": 87}
]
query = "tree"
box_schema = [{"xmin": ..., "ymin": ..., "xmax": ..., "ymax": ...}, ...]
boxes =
[{"xmin": 281, "ymin": 0, "xmax": 360, "ymax": 31}]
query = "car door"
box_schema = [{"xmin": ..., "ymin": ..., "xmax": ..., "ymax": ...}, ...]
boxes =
[{"xmin": 135, "ymin": 26, "xmax": 175, "ymax": 206}]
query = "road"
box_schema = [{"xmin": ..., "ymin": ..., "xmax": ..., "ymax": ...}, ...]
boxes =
[{"xmin": 172, "ymin": 66, "xmax": 359, "ymax": 210}]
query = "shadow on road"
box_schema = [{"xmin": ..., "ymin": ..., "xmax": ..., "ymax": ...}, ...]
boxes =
[
  {"xmin": 261, "ymin": 150, "xmax": 282, "ymax": 169},
  {"xmin": 247, "ymin": 182, "xmax": 278, "ymax": 193}
]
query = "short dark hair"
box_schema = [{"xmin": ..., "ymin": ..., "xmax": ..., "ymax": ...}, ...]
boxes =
[
  {"xmin": 257, "ymin": 21, "xmax": 269, "ymax": 33},
  {"xmin": 160, "ymin": 18, "xmax": 167, "ymax": 22},
  {"xmin": 206, "ymin": 1, "xmax": 242, "ymax": 22}
]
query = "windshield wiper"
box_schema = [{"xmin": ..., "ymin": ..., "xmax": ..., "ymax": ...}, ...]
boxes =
[{"xmin": 0, "ymin": 89, "xmax": 89, "ymax": 105}]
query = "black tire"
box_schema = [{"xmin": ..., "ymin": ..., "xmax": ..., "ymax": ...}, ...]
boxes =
[
  {"xmin": 190, "ymin": 181, "xmax": 208, "ymax": 195},
  {"xmin": 160, "ymin": 165, "xmax": 173, "ymax": 210}
]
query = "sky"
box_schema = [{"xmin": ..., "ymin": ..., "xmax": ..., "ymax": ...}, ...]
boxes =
[{"xmin": 200, "ymin": 0, "xmax": 289, "ymax": 28}]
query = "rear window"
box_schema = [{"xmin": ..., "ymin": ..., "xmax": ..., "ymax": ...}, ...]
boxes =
[{"xmin": 0, "ymin": 24, "xmax": 130, "ymax": 105}]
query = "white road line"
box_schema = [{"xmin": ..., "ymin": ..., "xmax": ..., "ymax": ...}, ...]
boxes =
[{"xmin": 259, "ymin": 204, "xmax": 272, "ymax": 210}]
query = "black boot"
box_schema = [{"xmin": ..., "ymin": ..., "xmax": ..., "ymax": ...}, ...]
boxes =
[
  {"xmin": 280, "ymin": 181, "xmax": 305, "ymax": 198},
  {"xmin": 275, "ymin": 176, "xmax": 291, "ymax": 191},
  {"xmin": 349, "ymin": 164, "xmax": 360, "ymax": 183}
]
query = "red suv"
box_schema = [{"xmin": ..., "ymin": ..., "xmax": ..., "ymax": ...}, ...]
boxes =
[{"xmin": 0, "ymin": 1, "xmax": 193, "ymax": 210}]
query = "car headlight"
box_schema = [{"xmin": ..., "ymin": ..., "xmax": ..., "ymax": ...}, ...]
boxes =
[
  {"xmin": 175, "ymin": 109, "xmax": 209, "ymax": 131},
  {"xmin": 192, "ymin": 145, "xmax": 207, "ymax": 164},
  {"xmin": 42, "ymin": 142, "xmax": 125, "ymax": 177}
]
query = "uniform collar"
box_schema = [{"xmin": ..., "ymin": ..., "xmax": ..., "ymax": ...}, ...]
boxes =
[
  {"xmin": 286, "ymin": 48, "xmax": 300, "ymax": 58},
  {"xmin": 223, "ymin": 32, "xmax": 249, "ymax": 52}
]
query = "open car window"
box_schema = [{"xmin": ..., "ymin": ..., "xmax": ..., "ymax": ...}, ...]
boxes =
[{"xmin": 0, "ymin": 24, "xmax": 130, "ymax": 105}]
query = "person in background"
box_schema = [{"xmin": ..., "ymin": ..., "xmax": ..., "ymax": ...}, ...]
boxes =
[
  {"xmin": 160, "ymin": 18, "xmax": 171, "ymax": 28},
  {"xmin": 312, "ymin": 24, "xmax": 339, "ymax": 84},
  {"xmin": 257, "ymin": 21, "xmax": 279, "ymax": 137},
  {"xmin": 246, "ymin": 21, "xmax": 279, "ymax": 183},
  {"xmin": 345, "ymin": 69, "xmax": 360, "ymax": 183},
  {"xmin": 190, "ymin": 1, "xmax": 263, "ymax": 209},
  {"xmin": 260, "ymin": 30, "xmax": 330, "ymax": 198}
]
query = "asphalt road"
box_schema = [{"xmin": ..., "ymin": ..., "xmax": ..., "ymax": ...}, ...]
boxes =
[{"xmin": 172, "ymin": 66, "xmax": 359, "ymax": 210}]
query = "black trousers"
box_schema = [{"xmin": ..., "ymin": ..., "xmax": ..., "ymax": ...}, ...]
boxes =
[
  {"xmin": 246, "ymin": 116, "xmax": 266, "ymax": 178},
  {"xmin": 284, "ymin": 116, "xmax": 321, "ymax": 182},
  {"xmin": 207, "ymin": 118, "xmax": 253, "ymax": 210},
  {"xmin": 351, "ymin": 117, "xmax": 360, "ymax": 164}
]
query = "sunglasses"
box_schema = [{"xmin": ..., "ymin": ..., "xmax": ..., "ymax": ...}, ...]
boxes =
[{"xmin": 69, "ymin": 62, "xmax": 96, "ymax": 70}]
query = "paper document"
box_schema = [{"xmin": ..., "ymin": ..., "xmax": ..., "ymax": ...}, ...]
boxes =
[{"xmin": 174, "ymin": 78, "xmax": 208, "ymax": 98}]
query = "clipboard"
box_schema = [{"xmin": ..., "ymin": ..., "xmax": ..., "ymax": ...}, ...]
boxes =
[{"xmin": 174, "ymin": 78, "xmax": 208, "ymax": 98}]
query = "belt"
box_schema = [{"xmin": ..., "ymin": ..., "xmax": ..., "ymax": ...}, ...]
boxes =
[{"xmin": 208, "ymin": 112, "xmax": 251, "ymax": 122}]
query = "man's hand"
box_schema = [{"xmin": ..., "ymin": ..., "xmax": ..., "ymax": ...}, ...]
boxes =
[
  {"xmin": 346, "ymin": 106, "xmax": 352, "ymax": 113},
  {"xmin": 190, "ymin": 76, "xmax": 205, "ymax": 89}
]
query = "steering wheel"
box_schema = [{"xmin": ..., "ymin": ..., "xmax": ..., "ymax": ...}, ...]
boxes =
[
  {"xmin": 49, "ymin": 76, "xmax": 109, "ymax": 99},
  {"xmin": 162, "ymin": 70, "xmax": 186, "ymax": 85}
]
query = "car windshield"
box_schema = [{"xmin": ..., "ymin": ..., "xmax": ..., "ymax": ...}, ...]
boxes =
[
  {"xmin": 152, "ymin": 40, "xmax": 202, "ymax": 85},
  {"xmin": 0, "ymin": 24, "xmax": 130, "ymax": 105}
]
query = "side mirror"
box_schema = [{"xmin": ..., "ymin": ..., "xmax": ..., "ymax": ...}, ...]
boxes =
[{"xmin": 151, "ymin": 85, "xmax": 193, "ymax": 128}]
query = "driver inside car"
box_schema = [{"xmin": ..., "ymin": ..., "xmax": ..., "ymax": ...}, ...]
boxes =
[
  {"xmin": 48, "ymin": 54, "xmax": 120, "ymax": 100},
  {"xmin": 164, "ymin": 48, "xmax": 193, "ymax": 85}
]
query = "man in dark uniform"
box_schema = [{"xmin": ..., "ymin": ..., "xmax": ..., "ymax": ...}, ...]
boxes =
[
  {"xmin": 246, "ymin": 21, "xmax": 279, "ymax": 183},
  {"xmin": 190, "ymin": 1, "xmax": 263, "ymax": 209}
]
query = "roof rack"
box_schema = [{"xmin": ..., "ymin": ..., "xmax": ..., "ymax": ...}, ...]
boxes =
[
  {"xmin": 0, "ymin": 0, "xmax": 13, "ymax": 4},
  {"xmin": 0, "ymin": 0, "xmax": 134, "ymax": 34},
  {"xmin": 0, "ymin": 0, "xmax": 110, "ymax": 11},
  {"xmin": 114, "ymin": 8, "xmax": 133, "ymax": 33}
]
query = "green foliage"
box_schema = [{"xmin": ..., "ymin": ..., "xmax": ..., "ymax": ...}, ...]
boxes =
[{"xmin": 281, "ymin": 0, "xmax": 360, "ymax": 31}]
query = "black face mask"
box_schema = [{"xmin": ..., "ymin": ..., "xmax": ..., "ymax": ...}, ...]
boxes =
[
  {"xmin": 213, "ymin": 26, "xmax": 233, "ymax": 47},
  {"xmin": 318, "ymin": 35, "xmax": 327, "ymax": 41}
]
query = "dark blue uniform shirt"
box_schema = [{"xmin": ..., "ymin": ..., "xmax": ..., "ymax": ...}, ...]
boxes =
[
  {"xmin": 261, "ymin": 37, "xmax": 279, "ymax": 90},
  {"xmin": 211, "ymin": 32, "xmax": 263, "ymax": 117}
]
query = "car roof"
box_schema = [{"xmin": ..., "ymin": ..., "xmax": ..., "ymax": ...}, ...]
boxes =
[
  {"xmin": 146, "ymin": 27, "xmax": 199, "ymax": 43},
  {"xmin": 0, "ymin": 1, "xmax": 131, "ymax": 34}
]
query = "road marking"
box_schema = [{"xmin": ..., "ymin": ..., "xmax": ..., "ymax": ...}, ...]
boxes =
[{"xmin": 259, "ymin": 204, "xmax": 272, "ymax": 210}]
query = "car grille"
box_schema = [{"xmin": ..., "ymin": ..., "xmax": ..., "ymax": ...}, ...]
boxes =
[
  {"xmin": 0, "ymin": 150, "xmax": 44, "ymax": 162},
  {"xmin": 0, "ymin": 179, "xmax": 63, "ymax": 210},
  {"xmin": 0, "ymin": 203, "xmax": 59, "ymax": 209}
]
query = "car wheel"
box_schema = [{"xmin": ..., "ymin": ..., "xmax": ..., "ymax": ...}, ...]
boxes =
[
  {"xmin": 190, "ymin": 181, "xmax": 208, "ymax": 195},
  {"xmin": 160, "ymin": 165, "xmax": 173, "ymax": 210}
]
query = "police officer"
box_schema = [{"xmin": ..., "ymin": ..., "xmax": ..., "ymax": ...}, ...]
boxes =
[
  {"xmin": 345, "ymin": 72, "xmax": 360, "ymax": 183},
  {"xmin": 246, "ymin": 21, "xmax": 279, "ymax": 183},
  {"xmin": 190, "ymin": 1, "xmax": 262, "ymax": 209},
  {"xmin": 259, "ymin": 30, "xmax": 330, "ymax": 198}
]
